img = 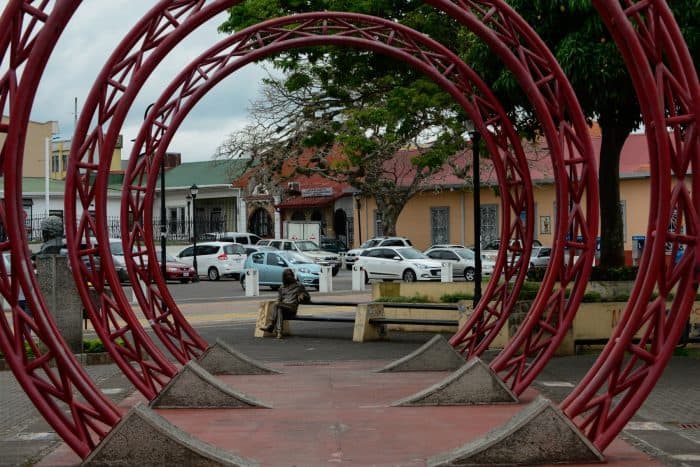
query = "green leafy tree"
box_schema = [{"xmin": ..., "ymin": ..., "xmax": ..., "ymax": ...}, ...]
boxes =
[
  {"xmin": 220, "ymin": 1, "xmax": 698, "ymax": 260},
  {"xmin": 463, "ymin": 1, "xmax": 699, "ymax": 267},
  {"xmin": 218, "ymin": 3, "xmax": 469, "ymax": 236}
]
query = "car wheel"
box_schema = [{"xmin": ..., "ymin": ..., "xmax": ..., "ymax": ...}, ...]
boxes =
[
  {"xmin": 179, "ymin": 279, "xmax": 189, "ymax": 284},
  {"xmin": 240, "ymin": 275, "xmax": 246, "ymax": 290},
  {"xmin": 346, "ymin": 264, "xmax": 352, "ymax": 270},
  {"xmin": 464, "ymin": 267, "xmax": 475, "ymax": 282},
  {"xmin": 207, "ymin": 267, "xmax": 220, "ymax": 281},
  {"xmin": 402, "ymin": 269, "xmax": 417, "ymax": 282},
  {"xmin": 364, "ymin": 270, "xmax": 370, "ymax": 284},
  {"xmin": 270, "ymin": 285, "xmax": 280, "ymax": 291},
  {"xmin": 332, "ymin": 265, "xmax": 339, "ymax": 276}
]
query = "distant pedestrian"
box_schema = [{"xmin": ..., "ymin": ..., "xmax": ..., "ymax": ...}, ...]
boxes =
[{"xmin": 259, "ymin": 268, "xmax": 310, "ymax": 339}]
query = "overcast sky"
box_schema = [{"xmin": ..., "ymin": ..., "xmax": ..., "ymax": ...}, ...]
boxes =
[{"xmin": 27, "ymin": 2, "xmax": 269, "ymax": 162}]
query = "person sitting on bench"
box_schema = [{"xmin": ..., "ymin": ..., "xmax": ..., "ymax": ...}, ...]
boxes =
[{"xmin": 260, "ymin": 268, "xmax": 310, "ymax": 339}]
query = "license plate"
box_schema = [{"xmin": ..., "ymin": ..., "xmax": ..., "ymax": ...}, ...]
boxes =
[{"xmin": 183, "ymin": 272, "xmax": 189, "ymax": 277}]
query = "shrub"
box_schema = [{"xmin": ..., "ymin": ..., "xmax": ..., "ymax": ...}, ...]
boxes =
[
  {"xmin": 582, "ymin": 291, "xmax": 603, "ymax": 302},
  {"xmin": 440, "ymin": 292, "xmax": 472, "ymax": 303},
  {"xmin": 376, "ymin": 294, "xmax": 431, "ymax": 303}
]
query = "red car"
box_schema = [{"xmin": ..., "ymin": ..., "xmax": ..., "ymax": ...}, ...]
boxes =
[{"xmin": 161, "ymin": 254, "xmax": 196, "ymax": 283}]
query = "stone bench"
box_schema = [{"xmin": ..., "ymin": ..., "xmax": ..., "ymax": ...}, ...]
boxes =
[{"xmin": 254, "ymin": 300, "xmax": 461, "ymax": 342}]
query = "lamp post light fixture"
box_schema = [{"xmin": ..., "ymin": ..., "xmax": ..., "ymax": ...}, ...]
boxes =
[{"xmin": 190, "ymin": 184, "xmax": 199, "ymax": 282}]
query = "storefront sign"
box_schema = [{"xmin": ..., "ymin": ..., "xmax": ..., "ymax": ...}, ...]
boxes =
[{"xmin": 301, "ymin": 187, "xmax": 333, "ymax": 197}]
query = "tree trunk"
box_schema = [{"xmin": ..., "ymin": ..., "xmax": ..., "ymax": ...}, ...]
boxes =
[
  {"xmin": 597, "ymin": 120, "xmax": 628, "ymax": 268},
  {"xmin": 375, "ymin": 194, "xmax": 404, "ymax": 237}
]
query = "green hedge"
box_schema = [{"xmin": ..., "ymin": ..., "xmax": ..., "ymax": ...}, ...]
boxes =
[{"xmin": 527, "ymin": 265, "xmax": 639, "ymax": 282}]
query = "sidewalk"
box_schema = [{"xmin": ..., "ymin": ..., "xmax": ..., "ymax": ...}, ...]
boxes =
[{"xmin": 1, "ymin": 294, "xmax": 700, "ymax": 466}]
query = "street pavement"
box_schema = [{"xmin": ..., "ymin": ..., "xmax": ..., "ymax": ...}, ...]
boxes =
[{"xmin": 2, "ymin": 291, "xmax": 700, "ymax": 466}]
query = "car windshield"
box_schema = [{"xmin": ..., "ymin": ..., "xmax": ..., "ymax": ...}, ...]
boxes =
[
  {"xmin": 110, "ymin": 241, "xmax": 124, "ymax": 255},
  {"xmin": 296, "ymin": 241, "xmax": 320, "ymax": 252},
  {"xmin": 396, "ymin": 247, "xmax": 426, "ymax": 260},
  {"xmin": 454, "ymin": 248, "xmax": 475, "ymax": 259},
  {"xmin": 165, "ymin": 254, "xmax": 178, "ymax": 262},
  {"xmin": 360, "ymin": 239, "xmax": 381, "ymax": 249},
  {"xmin": 281, "ymin": 251, "xmax": 313, "ymax": 264}
]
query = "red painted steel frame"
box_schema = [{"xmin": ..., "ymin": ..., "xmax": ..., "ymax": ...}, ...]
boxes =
[
  {"xmin": 561, "ymin": 1, "xmax": 700, "ymax": 451},
  {"xmin": 1, "ymin": 0, "xmax": 694, "ymax": 460},
  {"xmin": 0, "ymin": 1, "xmax": 120, "ymax": 458},
  {"xmin": 428, "ymin": 2, "xmax": 598, "ymax": 394},
  {"xmin": 68, "ymin": 0, "xmax": 595, "ymax": 404},
  {"xmin": 122, "ymin": 13, "xmax": 533, "ymax": 366}
]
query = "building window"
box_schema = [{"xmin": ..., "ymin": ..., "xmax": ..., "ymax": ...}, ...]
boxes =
[
  {"xmin": 374, "ymin": 210, "xmax": 383, "ymax": 237},
  {"xmin": 169, "ymin": 208, "xmax": 178, "ymax": 234},
  {"xmin": 210, "ymin": 208, "xmax": 222, "ymax": 232},
  {"xmin": 431, "ymin": 207, "xmax": 450, "ymax": 245},
  {"xmin": 51, "ymin": 154, "xmax": 60, "ymax": 173},
  {"xmin": 62, "ymin": 153, "xmax": 67, "ymax": 173},
  {"xmin": 480, "ymin": 204, "xmax": 498, "ymax": 246},
  {"xmin": 249, "ymin": 208, "xmax": 272, "ymax": 238}
]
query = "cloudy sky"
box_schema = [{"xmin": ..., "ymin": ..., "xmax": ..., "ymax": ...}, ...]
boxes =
[{"xmin": 28, "ymin": 2, "xmax": 270, "ymax": 162}]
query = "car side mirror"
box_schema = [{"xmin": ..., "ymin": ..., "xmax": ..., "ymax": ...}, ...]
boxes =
[{"xmin": 393, "ymin": 256, "xmax": 401, "ymax": 261}]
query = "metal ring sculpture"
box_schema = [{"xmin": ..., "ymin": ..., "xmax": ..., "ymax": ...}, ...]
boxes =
[
  {"xmin": 0, "ymin": 0, "xmax": 693, "ymax": 461},
  {"xmin": 122, "ymin": 13, "xmax": 532, "ymax": 367},
  {"xmin": 561, "ymin": 1, "xmax": 700, "ymax": 451},
  {"xmin": 69, "ymin": 0, "xmax": 595, "ymax": 404},
  {"xmin": 0, "ymin": 2, "xmax": 120, "ymax": 457}
]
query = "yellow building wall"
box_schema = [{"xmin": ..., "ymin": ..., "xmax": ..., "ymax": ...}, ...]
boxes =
[
  {"xmin": 353, "ymin": 176, "xmax": 655, "ymax": 263},
  {"xmin": 0, "ymin": 117, "xmax": 56, "ymax": 178}
]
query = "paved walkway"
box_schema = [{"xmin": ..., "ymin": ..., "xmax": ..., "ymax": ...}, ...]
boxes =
[{"xmin": 1, "ymin": 294, "xmax": 700, "ymax": 465}]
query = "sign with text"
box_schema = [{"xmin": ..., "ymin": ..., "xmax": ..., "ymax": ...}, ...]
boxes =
[{"xmin": 301, "ymin": 187, "xmax": 333, "ymax": 197}]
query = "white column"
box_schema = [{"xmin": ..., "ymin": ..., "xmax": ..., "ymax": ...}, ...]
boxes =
[
  {"xmin": 44, "ymin": 136, "xmax": 50, "ymax": 215},
  {"xmin": 351, "ymin": 264, "xmax": 365, "ymax": 291},
  {"xmin": 319, "ymin": 266, "xmax": 333, "ymax": 293}
]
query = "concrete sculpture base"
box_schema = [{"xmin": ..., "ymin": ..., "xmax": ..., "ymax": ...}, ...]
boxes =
[
  {"xmin": 392, "ymin": 357, "xmax": 517, "ymax": 406},
  {"xmin": 197, "ymin": 339, "xmax": 280, "ymax": 375},
  {"xmin": 150, "ymin": 361, "xmax": 271, "ymax": 409},
  {"xmin": 83, "ymin": 403, "xmax": 258, "ymax": 466},
  {"xmin": 377, "ymin": 335, "xmax": 465, "ymax": 372},
  {"xmin": 427, "ymin": 396, "xmax": 604, "ymax": 466}
]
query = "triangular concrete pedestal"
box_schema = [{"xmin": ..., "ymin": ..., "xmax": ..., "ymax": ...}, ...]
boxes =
[
  {"xmin": 392, "ymin": 357, "xmax": 517, "ymax": 406},
  {"xmin": 378, "ymin": 335, "xmax": 465, "ymax": 372},
  {"xmin": 83, "ymin": 403, "xmax": 258, "ymax": 466},
  {"xmin": 428, "ymin": 396, "xmax": 605, "ymax": 466},
  {"xmin": 150, "ymin": 361, "xmax": 271, "ymax": 409},
  {"xmin": 198, "ymin": 339, "xmax": 280, "ymax": 375}
]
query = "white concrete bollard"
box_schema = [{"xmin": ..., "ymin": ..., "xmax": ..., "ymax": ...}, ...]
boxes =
[
  {"xmin": 441, "ymin": 262, "xmax": 453, "ymax": 283},
  {"xmin": 244, "ymin": 269, "xmax": 259, "ymax": 297},
  {"xmin": 352, "ymin": 264, "xmax": 365, "ymax": 291},
  {"xmin": 319, "ymin": 265, "xmax": 333, "ymax": 293}
]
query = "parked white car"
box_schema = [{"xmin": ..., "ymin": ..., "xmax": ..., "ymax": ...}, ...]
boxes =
[
  {"xmin": 256, "ymin": 238, "xmax": 341, "ymax": 275},
  {"xmin": 423, "ymin": 247, "xmax": 495, "ymax": 281},
  {"xmin": 345, "ymin": 236, "xmax": 413, "ymax": 270},
  {"xmin": 481, "ymin": 239, "xmax": 542, "ymax": 263},
  {"xmin": 174, "ymin": 241, "xmax": 247, "ymax": 281},
  {"xmin": 355, "ymin": 246, "xmax": 442, "ymax": 282},
  {"xmin": 528, "ymin": 246, "xmax": 552, "ymax": 269}
]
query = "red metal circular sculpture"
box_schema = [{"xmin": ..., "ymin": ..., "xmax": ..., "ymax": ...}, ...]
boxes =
[
  {"xmin": 122, "ymin": 13, "xmax": 533, "ymax": 365},
  {"xmin": 561, "ymin": 1, "xmax": 700, "ymax": 450},
  {"xmin": 1, "ymin": 0, "xmax": 693, "ymax": 461}
]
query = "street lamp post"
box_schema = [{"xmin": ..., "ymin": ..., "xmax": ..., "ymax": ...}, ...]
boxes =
[
  {"xmin": 354, "ymin": 193, "xmax": 362, "ymax": 247},
  {"xmin": 160, "ymin": 153, "xmax": 167, "ymax": 279},
  {"xmin": 190, "ymin": 184, "xmax": 199, "ymax": 282},
  {"xmin": 471, "ymin": 129, "xmax": 482, "ymax": 307},
  {"xmin": 186, "ymin": 194, "xmax": 192, "ymax": 241}
]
